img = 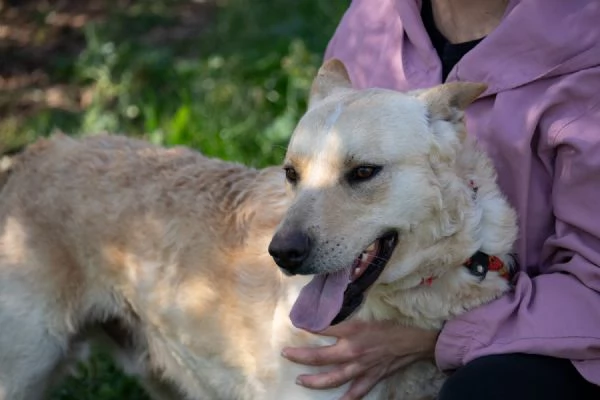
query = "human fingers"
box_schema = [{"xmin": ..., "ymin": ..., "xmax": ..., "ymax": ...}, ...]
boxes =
[
  {"xmin": 317, "ymin": 320, "xmax": 364, "ymax": 337},
  {"xmin": 338, "ymin": 356, "xmax": 417, "ymax": 400},
  {"xmin": 339, "ymin": 370, "xmax": 382, "ymax": 400},
  {"xmin": 296, "ymin": 361, "xmax": 366, "ymax": 389},
  {"xmin": 282, "ymin": 339, "xmax": 357, "ymax": 366}
]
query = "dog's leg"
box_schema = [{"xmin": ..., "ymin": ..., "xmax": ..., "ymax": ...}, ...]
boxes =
[
  {"xmin": 0, "ymin": 314, "xmax": 66, "ymax": 399},
  {"xmin": 0, "ymin": 264, "xmax": 69, "ymax": 399}
]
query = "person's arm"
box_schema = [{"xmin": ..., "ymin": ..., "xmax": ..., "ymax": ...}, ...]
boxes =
[{"xmin": 436, "ymin": 102, "xmax": 600, "ymax": 384}]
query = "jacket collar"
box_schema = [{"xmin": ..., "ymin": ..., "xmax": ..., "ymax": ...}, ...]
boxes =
[{"xmin": 395, "ymin": 0, "xmax": 600, "ymax": 96}]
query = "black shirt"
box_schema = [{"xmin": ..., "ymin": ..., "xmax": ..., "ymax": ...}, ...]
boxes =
[{"xmin": 420, "ymin": 0, "xmax": 484, "ymax": 81}]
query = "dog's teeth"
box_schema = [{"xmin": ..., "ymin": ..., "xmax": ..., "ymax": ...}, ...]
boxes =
[
  {"xmin": 360, "ymin": 252, "xmax": 369, "ymax": 263},
  {"xmin": 354, "ymin": 267, "xmax": 361, "ymax": 275},
  {"xmin": 365, "ymin": 243, "xmax": 376, "ymax": 252}
]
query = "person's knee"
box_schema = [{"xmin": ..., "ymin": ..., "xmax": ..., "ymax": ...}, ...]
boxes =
[
  {"xmin": 438, "ymin": 355, "xmax": 508, "ymax": 400},
  {"xmin": 438, "ymin": 353, "xmax": 590, "ymax": 400}
]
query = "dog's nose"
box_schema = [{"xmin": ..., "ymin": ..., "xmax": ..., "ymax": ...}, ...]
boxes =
[{"xmin": 268, "ymin": 229, "xmax": 311, "ymax": 273}]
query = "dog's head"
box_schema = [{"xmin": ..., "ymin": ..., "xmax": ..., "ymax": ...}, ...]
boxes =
[{"xmin": 268, "ymin": 59, "xmax": 489, "ymax": 331}]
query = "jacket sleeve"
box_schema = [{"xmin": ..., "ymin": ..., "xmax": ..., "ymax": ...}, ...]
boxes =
[{"xmin": 435, "ymin": 102, "xmax": 600, "ymax": 385}]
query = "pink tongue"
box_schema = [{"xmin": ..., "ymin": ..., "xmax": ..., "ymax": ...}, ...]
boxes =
[{"xmin": 290, "ymin": 267, "xmax": 352, "ymax": 332}]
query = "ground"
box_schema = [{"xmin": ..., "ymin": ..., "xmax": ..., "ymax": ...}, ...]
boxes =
[{"xmin": 0, "ymin": 0, "xmax": 348, "ymax": 397}]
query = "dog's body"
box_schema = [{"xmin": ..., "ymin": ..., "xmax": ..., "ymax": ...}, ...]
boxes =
[
  {"xmin": 0, "ymin": 61, "xmax": 517, "ymax": 399},
  {"xmin": 0, "ymin": 134, "xmax": 354, "ymax": 400}
]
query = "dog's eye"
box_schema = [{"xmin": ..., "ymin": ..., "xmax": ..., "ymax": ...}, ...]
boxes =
[
  {"xmin": 348, "ymin": 165, "xmax": 382, "ymax": 183},
  {"xmin": 284, "ymin": 166, "xmax": 299, "ymax": 184}
]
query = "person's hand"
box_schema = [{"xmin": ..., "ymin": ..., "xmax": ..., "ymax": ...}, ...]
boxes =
[{"xmin": 281, "ymin": 319, "xmax": 439, "ymax": 400}]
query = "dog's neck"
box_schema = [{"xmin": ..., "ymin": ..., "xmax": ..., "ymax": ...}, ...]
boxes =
[
  {"xmin": 418, "ymin": 178, "xmax": 515, "ymax": 286},
  {"xmin": 355, "ymin": 138, "xmax": 517, "ymax": 328},
  {"xmin": 432, "ymin": 136, "xmax": 517, "ymax": 278},
  {"xmin": 457, "ymin": 138, "xmax": 517, "ymax": 253}
]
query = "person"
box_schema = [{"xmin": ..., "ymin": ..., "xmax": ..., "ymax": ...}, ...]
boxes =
[{"xmin": 280, "ymin": 0, "xmax": 600, "ymax": 399}]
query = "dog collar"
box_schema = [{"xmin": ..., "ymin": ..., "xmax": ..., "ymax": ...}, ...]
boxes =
[
  {"xmin": 464, "ymin": 251, "xmax": 512, "ymax": 280},
  {"xmin": 419, "ymin": 251, "xmax": 513, "ymax": 286}
]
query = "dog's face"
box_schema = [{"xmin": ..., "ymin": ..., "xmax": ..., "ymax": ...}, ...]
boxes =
[{"xmin": 268, "ymin": 59, "xmax": 486, "ymax": 331}]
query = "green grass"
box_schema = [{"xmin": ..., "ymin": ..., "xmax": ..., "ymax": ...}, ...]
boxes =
[
  {"xmin": 51, "ymin": 348, "xmax": 150, "ymax": 400},
  {"xmin": 0, "ymin": 0, "xmax": 349, "ymax": 398},
  {"xmin": 3, "ymin": 0, "xmax": 348, "ymax": 168}
]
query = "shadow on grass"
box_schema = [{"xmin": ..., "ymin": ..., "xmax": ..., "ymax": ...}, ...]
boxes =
[{"xmin": 51, "ymin": 348, "xmax": 150, "ymax": 400}]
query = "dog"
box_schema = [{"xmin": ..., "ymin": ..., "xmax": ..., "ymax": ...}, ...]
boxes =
[
  {"xmin": 268, "ymin": 59, "xmax": 518, "ymax": 399},
  {"xmin": 0, "ymin": 132, "xmax": 380, "ymax": 400},
  {"xmin": 0, "ymin": 58, "xmax": 516, "ymax": 400}
]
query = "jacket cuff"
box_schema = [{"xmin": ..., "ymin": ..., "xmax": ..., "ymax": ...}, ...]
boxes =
[{"xmin": 434, "ymin": 318, "xmax": 482, "ymax": 372}]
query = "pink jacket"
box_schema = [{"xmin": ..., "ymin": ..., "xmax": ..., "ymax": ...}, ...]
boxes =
[{"xmin": 324, "ymin": 0, "xmax": 600, "ymax": 384}]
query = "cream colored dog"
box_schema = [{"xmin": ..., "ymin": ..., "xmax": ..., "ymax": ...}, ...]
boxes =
[
  {"xmin": 269, "ymin": 59, "xmax": 518, "ymax": 398},
  {"xmin": 0, "ymin": 59, "xmax": 516, "ymax": 400}
]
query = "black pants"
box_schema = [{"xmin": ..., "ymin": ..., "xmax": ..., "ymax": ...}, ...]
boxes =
[{"xmin": 438, "ymin": 354, "xmax": 600, "ymax": 400}]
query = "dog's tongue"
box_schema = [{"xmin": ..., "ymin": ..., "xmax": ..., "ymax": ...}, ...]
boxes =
[{"xmin": 290, "ymin": 267, "xmax": 351, "ymax": 332}]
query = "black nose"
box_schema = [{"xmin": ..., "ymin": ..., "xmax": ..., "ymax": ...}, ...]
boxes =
[{"xmin": 268, "ymin": 228, "xmax": 311, "ymax": 273}]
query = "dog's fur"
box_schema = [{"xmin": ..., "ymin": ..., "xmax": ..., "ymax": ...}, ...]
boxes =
[
  {"xmin": 0, "ymin": 59, "xmax": 516, "ymax": 400},
  {"xmin": 271, "ymin": 59, "xmax": 518, "ymax": 398},
  {"xmin": 0, "ymin": 134, "xmax": 330, "ymax": 400}
]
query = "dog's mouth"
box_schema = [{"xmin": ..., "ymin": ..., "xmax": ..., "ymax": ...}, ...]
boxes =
[{"xmin": 290, "ymin": 231, "xmax": 398, "ymax": 332}]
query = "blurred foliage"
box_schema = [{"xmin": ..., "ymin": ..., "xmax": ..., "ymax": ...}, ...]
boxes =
[
  {"xmin": 2, "ymin": 0, "xmax": 349, "ymax": 167},
  {"xmin": 51, "ymin": 348, "xmax": 149, "ymax": 400}
]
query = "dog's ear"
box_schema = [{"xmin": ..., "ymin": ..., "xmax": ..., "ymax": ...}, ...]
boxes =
[
  {"xmin": 308, "ymin": 58, "xmax": 352, "ymax": 107},
  {"xmin": 415, "ymin": 82, "xmax": 487, "ymax": 121}
]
